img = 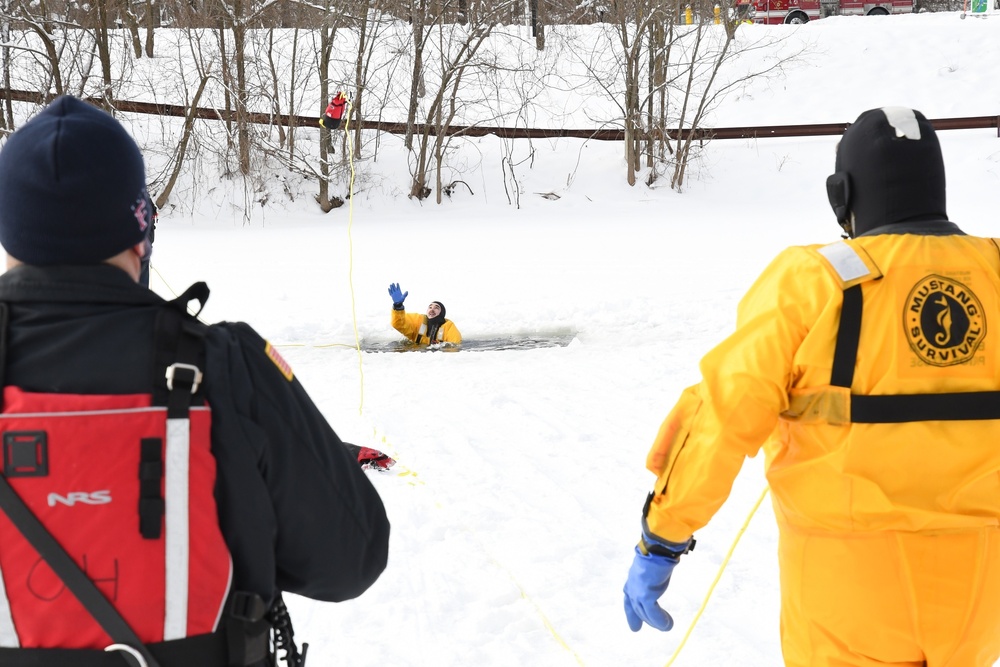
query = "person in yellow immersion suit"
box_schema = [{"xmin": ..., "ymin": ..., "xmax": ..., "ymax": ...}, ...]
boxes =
[
  {"xmin": 623, "ymin": 107, "xmax": 1000, "ymax": 667},
  {"xmin": 388, "ymin": 282, "xmax": 462, "ymax": 345}
]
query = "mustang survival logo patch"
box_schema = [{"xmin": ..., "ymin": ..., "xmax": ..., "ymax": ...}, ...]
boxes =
[{"xmin": 904, "ymin": 274, "xmax": 986, "ymax": 367}]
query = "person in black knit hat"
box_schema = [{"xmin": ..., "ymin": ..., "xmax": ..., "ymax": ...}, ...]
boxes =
[
  {"xmin": 0, "ymin": 98, "xmax": 154, "ymax": 269},
  {"xmin": 387, "ymin": 282, "xmax": 462, "ymax": 345},
  {"xmin": 0, "ymin": 95, "xmax": 388, "ymax": 665}
]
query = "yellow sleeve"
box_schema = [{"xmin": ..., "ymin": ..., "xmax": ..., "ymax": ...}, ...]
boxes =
[
  {"xmin": 644, "ymin": 246, "xmax": 834, "ymax": 542},
  {"xmin": 442, "ymin": 320, "xmax": 462, "ymax": 344},
  {"xmin": 391, "ymin": 309, "xmax": 424, "ymax": 342}
]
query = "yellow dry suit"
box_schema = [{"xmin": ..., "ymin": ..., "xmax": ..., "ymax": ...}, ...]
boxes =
[
  {"xmin": 391, "ymin": 309, "xmax": 462, "ymax": 345},
  {"xmin": 643, "ymin": 231, "xmax": 1000, "ymax": 666}
]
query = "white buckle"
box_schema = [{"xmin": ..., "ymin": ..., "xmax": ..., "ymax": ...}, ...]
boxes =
[
  {"xmin": 165, "ymin": 362, "xmax": 203, "ymax": 393},
  {"xmin": 104, "ymin": 643, "xmax": 149, "ymax": 667}
]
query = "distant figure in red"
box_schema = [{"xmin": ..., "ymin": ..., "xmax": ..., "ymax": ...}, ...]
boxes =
[{"xmin": 320, "ymin": 91, "xmax": 348, "ymax": 129}]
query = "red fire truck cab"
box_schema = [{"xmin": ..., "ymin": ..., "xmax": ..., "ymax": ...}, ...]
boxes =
[{"xmin": 737, "ymin": 0, "xmax": 913, "ymax": 23}]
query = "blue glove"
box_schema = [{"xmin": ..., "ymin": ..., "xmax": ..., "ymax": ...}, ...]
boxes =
[
  {"xmin": 623, "ymin": 536, "xmax": 693, "ymax": 632},
  {"xmin": 388, "ymin": 283, "xmax": 408, "ymax": 308}
]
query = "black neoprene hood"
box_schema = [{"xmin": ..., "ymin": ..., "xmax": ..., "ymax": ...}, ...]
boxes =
[{"xmin": 833, "ymin": 107, "xmax": 947, "ymax": 237}]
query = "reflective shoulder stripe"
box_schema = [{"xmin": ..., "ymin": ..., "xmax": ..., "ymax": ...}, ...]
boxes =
[
  {"xmin": 815, "ymin": 241, "xmax": 883, "ymax": 288},
  {"xmin": 0, "ymin": 565, "xmax": 18, "ymax": 647},
  {"xmin": 164, "ymin": 417, "xmax": 191, "ymax": 641},
  {"xmin": 816, "ymin": 241, "xmax": 873, "ymax": 284}
]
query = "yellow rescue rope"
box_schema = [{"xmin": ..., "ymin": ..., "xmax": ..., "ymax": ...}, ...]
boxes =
[{"xmin": 664, "ymin": 486, "xmax": 770, "ymax": 667}]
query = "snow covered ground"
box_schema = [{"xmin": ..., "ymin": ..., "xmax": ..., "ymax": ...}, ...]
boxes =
[{"xmin": 8, "ymin": 7, "xmax": 1000, "ymax": 665}]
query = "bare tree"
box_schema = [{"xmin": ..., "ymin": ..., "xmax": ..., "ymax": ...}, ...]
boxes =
[
  {"xmin": 482, "ymin": 27, "xmax": 549, "ymax": 207},
  {"xmin": 568, "ymin": 0, "xmax": 798, "ymax": 190},
  {"xmin": 230, "ymin": 0, "xmax": 251, "ymax": 174},
  {"xmin": 314, "ymin": 0, "xmax": 341, "ymax": 211},
  {"xmin": 115, "ymin": 0, "xmax": 147, "ymax": 59},
  {"xmin": 665, "ymin": 5, "xmax": 798, "ymax": 189},
  {"xmin": 93, "ymin": 0, "xmax": 116, "ymax": 103},
  {"xmin": 407, "ymin": 0, "xmax": 520, "ymax": 202},
  {"xmin": 346, "ymin": 0, "xmax": 392, "ymax": 157},
  {"xmin": 1, "ymin": 0, "xmax": 16, "ymax": 130},
  {"xmin": 403, "ymin": 0, "xmax": 428, "ymax": 151},
  {"xmin": 4, "ymin": 0, "xmax": 67, "ymax": 95},
  {"xmin": 144, "ymin": 0, "xmax": 159, "ymax": 56},
  {"xmin": 156, "ymin": 73, "xmax": 212, "ymax": 206}
]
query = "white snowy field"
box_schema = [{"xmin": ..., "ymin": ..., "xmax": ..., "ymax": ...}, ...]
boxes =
[
  {"xmin": 7, "ymin": 7, "xmax": 1000, "ymax": 666},
  {"xmin": 149, "ymin": 11, "xmax": 1000, "ymax": 667}
]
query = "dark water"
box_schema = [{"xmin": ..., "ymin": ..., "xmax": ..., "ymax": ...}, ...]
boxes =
[{"xmin": 361, "ymin": 334, "xmax": 578, "ymax": 353}]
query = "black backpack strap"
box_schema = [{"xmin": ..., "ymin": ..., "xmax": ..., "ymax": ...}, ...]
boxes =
[
  {"xmin": 167, "ymin": 282, "xmax": 210, "ymax": 318},
  {"xmin": 0, "ymin": 474, "xmax": 161, "ymax": 667},
  {"xmin": 152, "ymin": 287, "xmax": 208, "ymax": 413}
]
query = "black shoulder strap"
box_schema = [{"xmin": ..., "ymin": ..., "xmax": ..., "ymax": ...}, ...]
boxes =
[
  {"xmin": 145, "ymin": 289, "xmax": 207, "ymax": 540},
  {"xmin": 830, "ymin": 284, "xmax": 862, "ymax": 389},
  {"xmin": 168, "ymin": 282, "xmax": 210, "ymax": 318},
  {"xmin": 152, "ymin": 285, "xmax": 208, "ymax": 413},
  {"xmin": 0, "ymin": 475, "xmax": 161, "ymax": 667}
]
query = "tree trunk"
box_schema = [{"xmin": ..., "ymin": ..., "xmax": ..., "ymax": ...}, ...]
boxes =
[
  {"xmin": 25, "ymin": 19, "xmax": 63, "ymax": 95},
  {"xmin": 145, "ymin": 0, "xmax": 159, "ymax": 57},
  {"xmin": 404, "ymin": 0, "xmax": 426, "ymax": 151},
  {"xmin": 265, "ymin": 29, "xmax": 286, "ymax": 148},
  {"xmin": 119, "ymin": 5, "xmax": 144, "ymax": 58},
  {"xmin": 317, "ymin": 16, "xmax": 336, "ymax": 211},
  {"xmin": 352, "ymin": 9, "xmax": 367, "ymax": 156},
  {"xmin": 287, "ymin": 27, "xmax": 300, "ymax": 160},
  {"xmin": 157, "ymin": 75, "xmax": 211, "ymax": 207},
  {"xmin": 232, "ymin": 0, "xmax": 251, "ymax": 176},
  {"xmin": 95, "ymin": 0, "xmax": 114, "ymax": 103},
  {"xmin": 1, "ymin": 14, "xmax": 13, "ymax": 131}
]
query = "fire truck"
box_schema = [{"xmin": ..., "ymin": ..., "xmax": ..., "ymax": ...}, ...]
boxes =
[{"xmin": 736, "ymin": 0, "xmax": 914, "ymax": 23}]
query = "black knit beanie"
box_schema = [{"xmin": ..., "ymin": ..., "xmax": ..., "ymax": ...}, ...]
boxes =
[{"xmin": 0, "ymin": 96, "xmax": 153, "ymax": 265}]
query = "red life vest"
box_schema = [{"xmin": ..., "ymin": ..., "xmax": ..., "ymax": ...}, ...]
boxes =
[
  {"xmin": 0, "ymin": 290, "xmax": 233, "ymax": 656},
  {"xmin": 322, "ymin": 92, "xmax": 348, "ymax": 129},
  {"xmin": 326, "ymin": 93, "xmax": 347, "ymax": 121}
]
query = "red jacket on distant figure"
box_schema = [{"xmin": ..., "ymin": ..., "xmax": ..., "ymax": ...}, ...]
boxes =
[{"xmin": 321, "ymin": 91, "xmax": 347, "ymax": 129}]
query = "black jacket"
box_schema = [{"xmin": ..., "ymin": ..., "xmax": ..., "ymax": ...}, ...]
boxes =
[{"xmin": 0, "ymin": 264, "xmax": 389, "ymax": 605}]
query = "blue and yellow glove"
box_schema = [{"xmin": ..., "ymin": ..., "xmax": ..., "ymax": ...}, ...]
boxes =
[
  {"xmin": 388, "ymin": 283, "xmax": 408, "ymax": 310},
  {"xmin": 623, "ymin": 533, "xmax": 694, "ymax": 632}
]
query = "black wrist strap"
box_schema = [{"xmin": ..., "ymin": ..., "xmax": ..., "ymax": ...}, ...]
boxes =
[{"xmin": 639, "ymin": 534, "xmax": 695, "ymax": 558}]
